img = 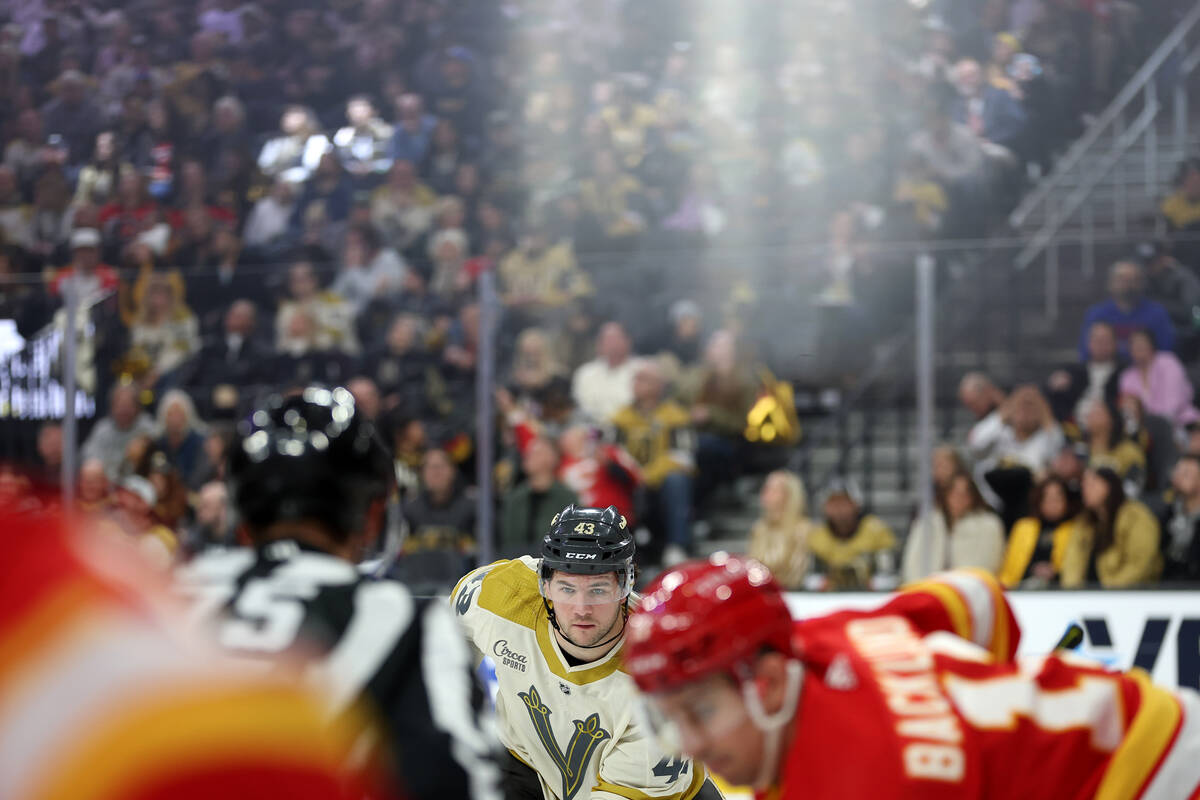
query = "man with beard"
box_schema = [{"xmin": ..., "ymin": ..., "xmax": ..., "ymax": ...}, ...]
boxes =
[
  {"xmin": 451, "ymin": 504, "xmax": 720, "ymax": 800},
  {"xmin": 1078, "ymin": 260, "xmax": 1175, "ymax": 359}
]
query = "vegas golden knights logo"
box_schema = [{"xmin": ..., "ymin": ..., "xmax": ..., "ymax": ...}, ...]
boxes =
[{"xmin": 519, "ymin": 685, "xmax": 611, "ymax": 800}]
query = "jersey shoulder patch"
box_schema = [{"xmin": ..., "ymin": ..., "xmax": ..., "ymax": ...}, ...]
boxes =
[{"xmin": 454, "ymin": 558, "xmax": 543, "ymax": 629}]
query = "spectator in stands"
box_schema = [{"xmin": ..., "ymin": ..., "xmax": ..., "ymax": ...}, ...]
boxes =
[
  {"xmin": 578, "ymin": 149, "xmax": 647, "ymax": 247},
  {"xmin": 932, "ymin": 445, "xmax": 970, "ymax": 494},
  {"xmin": 689, "ymin": 329, "xmax": 758, "ymax": 496},
  {"xmin": 951, "ymin": 58, "xmax": 1028, "ymax": 155},
  {"xmin": 420, "ymin": 46, "xmax": 487, "ymax": 140},
  {"xmin": 270, "ymin": 306, "xmax": 355, "ymax": 388},
  {"xmin": 427, "ymin": 227, "xmax": 471, "ymax": 302},
  {"xmin": 808, "ymin": 482, "xmax": 897, "ymax": 591},
  {"xmin": 423, "ymin": 120, "xmax": 466, "ymax": 196},
  {"xmin": 499, "ymin": 222, "xmax": 591, "ymax": 322},
  {"xmin": 1138, "ymin": 239, "xmax": 1200, "ymax": 361},
  {"xmin": 557, "ymin": 424, "xmax": 640, "ymax": 524},
  {"xmin": 893, "ymin": 152, "xmax": 949, "ymax": 236},
  {"xmin": 143, "ymin": 448, "xmax": 191, "ymax": 533},
  {"xmin": 32, "ymin": 422, "xmax": 63, "ymax": 490},
  {"xmin": 242, "ymin": 178, "xmax": 296, "ymax": 256},
  {"xmin": 986, "ymin": 33, "xmax": 1023, "ymax": 96},
  {"xmin": 198, "ymin": 95, "xmax": 250, "ymax": 178},
  {"xmin": 1046, "ymin": 320, "xmax": 1123, "ymax": 424},
  {"xmin": 1117, "ymin": 392, "xmax": 1179, "ymax": 495},
  {"xmin": 1061, "ymin": 466, "xmax": 1162, "ymax": 588},
  {"xmin": 499, "ymin": 437, "xmax": 578, "ymax": 558},
  {"xmin": 1079, "ymin": 261, "xmax": 1176, "ymax": 358},
  {"xmin": 98, "ymin": 170, "xmax": 159, "ymax": 253},
  {"xmin": 387, "ymin": 413, "xmax": 427, "ymax": 501},
  {"xmin": 276, "ymin": 260, "xmax": 358, "ymax": 355},
  {"xmin": 41, "ymin": 69, "xmax": 102, "ymax": 168},
  {"xmin": 1082, "ymin": 398, "xmax": 1146, "ymax": 488},
  {"xmin": 183, "ymin": 480, "xmax": 234, "ymax": 555},
  {"xmin": 1119, "ymin": 329, "xmax": 1199, "ymax": 432},
  {"xmin": 1000, "ymin": 476, "xmax": 1078, "ymax": 588},
  {"xmin": 902, "ymin": 471, "xmax": 1005, "ymax": 583},
  {"xmin": 662, "ymin": 300, "xmax": 704, "ymax": 367},
  {"xmin": 363, "ymin": 313, "xmax": 440, "ymax": 417},
  {"xmin": 74, "ymin": 130, "xmax": 122, "ymax": 208},
  {"xmin": 332, "ymin": 95, "xmax": 393, "ymax": 183},
  {"xmin": 257, "ymin": 105, "xmax": 329, "ymax": 184},
  {"xmin": 128, "ymin": 99, "xmax": 179, "ymax": 202},
  {"xmin": 1156, "ymin": 454, "xmax": 1200, "ymax": 581},
  {"xmin": 330, "ymin": 224, "xmax": 406, "ymax": 315},
  {"xmin": 399, "ymin": 448, "xmax": 476, "ymax": 588},
  {"xmin": 127, "ymin": 273, "xmax": 200, "ymax": 389},
  {"xmin": 967, "ymin": 385, "xmax": 1064, "ymax": 523},
  {"xmin": 154, "ymin": 389, "xmax": 208, "ymax": 488},
  {"xmin": 959, "ymin": 371, "xmax": 1006, "ymax": 425},
  {"xmin": 290, "ymin": 152, "xmax": 354, "ymax": 242},
  {"xmin": 77, "ymin": 458, "xmax": 114, "ymax": 515},
  {"xmin": 612, "ymin": 358, "xmax": 695, "ymax": 566},
  {"xmin": 0, "ymin": 165, "xmax": 31, "ymax": 249},
  {"xmin": 370, "ymin": 159, "xmax": 436, "ymax": 251},
  {"xmin": 342, "ymin": 377, "xmax": 380, "ymax": 427},
  {"xmin": 508, "ymin": 327, "xmax": 564, "ymax": 407},
  {"xmin": 50, "ymin": 227, "xmax": 120, "ymax": 302},
  {"xmin": 572, "ymin": 321, "xmax": 637, "ymax": 423},
  {"xmin": 81, "ymin": 383, "xmax": 156, "ymax": 480},
  {"xmin": 747, "ymin": 470, "xmax": 813, "ymax": 590},
  {"xmin": 28, "ymin": 166, "xmax": 74, "ymax": 259},
  {"xmin": 188, "ymin": 226, "xmax": 267, "ymax": 335},
  {"xmin": 106, "ymin": 474, "xmax": 178, "ymax": 568},
  {"xmin": 389, "ymin": 94, "xmax": 437, "ymax": 165},
  {"xmin": 908, "ymin": 91, "xmax": 987, "ymax": 198},
  {"xmin": 1161, "ymin": 157, "xmax": 1200, "ymax": 268},
  {"xmin": 4, "ymin": 109, "xmax": 44, "ymax": 188},
  {"xmin": 183, "ymin": 300, "xmax": 272, "ymax": 418}
]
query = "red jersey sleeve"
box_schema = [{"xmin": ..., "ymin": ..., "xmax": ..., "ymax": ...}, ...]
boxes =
[{"xmin": 887, "ymin": 569, "xmax": 1020, "ymax": 662}]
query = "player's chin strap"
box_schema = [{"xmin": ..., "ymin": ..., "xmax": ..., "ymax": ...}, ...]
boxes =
[
  {"xmin": 737, "ymin": 660, "xmax": 804, "ymax": 791},
  {"xmin": 542, "ymin": 597, "xmax": 630, "ymax": 650}
]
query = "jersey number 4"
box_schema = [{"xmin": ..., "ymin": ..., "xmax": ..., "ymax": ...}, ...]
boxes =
[{"xmin": 653, "ymin": 756, "xmax": 689, "ymax": 783}]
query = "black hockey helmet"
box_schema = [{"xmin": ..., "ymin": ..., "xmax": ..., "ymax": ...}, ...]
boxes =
[
  {"xmin": 539, "ymin": 503, "xmax": 635, "ymax": 586},
  {"xmin": 229, "ymin": 385, "xmax": 393, "ymax": 541},
  {"xmin": 539, "ymin": 504, "xmax": 636, "ymax": 649}
]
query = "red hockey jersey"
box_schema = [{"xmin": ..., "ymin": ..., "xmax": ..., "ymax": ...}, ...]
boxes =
[
  {"xmin": 0, "ymin": 509, "xmax": 385, "ymax": 800},
  {"xmin": 767, "ymin": 570, "xmax": 1200, "ymax": 800}
]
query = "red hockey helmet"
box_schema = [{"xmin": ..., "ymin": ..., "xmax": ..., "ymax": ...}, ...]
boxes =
[{"xmin": 625, "ymin": 553, "xmax": 795, "ymax": 694}]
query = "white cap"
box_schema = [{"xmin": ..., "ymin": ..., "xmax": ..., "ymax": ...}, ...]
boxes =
[
  {"xmin": 119, "ymin": 475, "xmax": 158, "ymax": 507},
  {"xmin": 69, "ymin": 228, "xmax": 101, "ymax": 250}
]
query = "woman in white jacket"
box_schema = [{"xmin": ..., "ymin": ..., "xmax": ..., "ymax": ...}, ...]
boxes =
[{"xmin": 902, "ymin": 471, "xmax": 1006, "ymax": 583}]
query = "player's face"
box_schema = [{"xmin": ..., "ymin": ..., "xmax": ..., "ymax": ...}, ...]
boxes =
[
  {"xmin": 647, "ymin": 674, "xmax": 765, "ymax": 787},
  {"xmin": 546, "ymin": 572, "xmax": 623, "ymax": 646}
]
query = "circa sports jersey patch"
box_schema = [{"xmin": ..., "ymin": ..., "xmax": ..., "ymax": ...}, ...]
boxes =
[
  {"xmin": 493, "ymin": 640, "xmax": 529, "ymax": 672},
  {"xmin": 519, "ymin": 685, "xmax": 611, "ymax": 800}
]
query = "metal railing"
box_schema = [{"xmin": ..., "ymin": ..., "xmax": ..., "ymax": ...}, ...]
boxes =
[{"xmin": 1010, "ymin": 1, "xmax": 1200, "ymax": 287}]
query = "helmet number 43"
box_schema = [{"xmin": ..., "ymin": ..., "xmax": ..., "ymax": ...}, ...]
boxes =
[{"xmin": 574, "ymin": 522, "xmax": 597, "ymax": 534}]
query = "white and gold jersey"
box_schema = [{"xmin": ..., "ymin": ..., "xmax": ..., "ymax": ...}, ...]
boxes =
[{"xmin": 451, "ymin": 557, "xmax": 707, "ymax": 800}]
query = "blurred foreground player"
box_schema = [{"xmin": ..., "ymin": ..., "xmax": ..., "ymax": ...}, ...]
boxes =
[
  {"xmin": 178, "ymin": 386, "xmax": 500, "ymax": 800},
  {"xmin": 626, "ymin": 556, "xmax": 1200, "ymax": 799},
  {"xmin": 0, "ymin": 504, "xmax": 376, "ymax": 800},
  {"xmin": 451, "ymin": 504, "xmax": 720, "ymax": 800}
]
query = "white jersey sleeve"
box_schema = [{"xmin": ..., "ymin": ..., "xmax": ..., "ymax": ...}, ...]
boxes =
[{"xmin": 449, "ymin": 557, "xmax": 708, "ymax": 800}]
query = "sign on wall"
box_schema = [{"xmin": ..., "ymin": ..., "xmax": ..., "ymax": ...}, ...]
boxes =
[{"xmin": 785, "ymin": 591, "xmax": 1200, "ymax": 690}]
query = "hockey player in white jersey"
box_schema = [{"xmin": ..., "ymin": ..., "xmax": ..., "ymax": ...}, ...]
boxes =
[{"xmin": 452, "ymin": 504, "xmax": 721, "ymax": 800}]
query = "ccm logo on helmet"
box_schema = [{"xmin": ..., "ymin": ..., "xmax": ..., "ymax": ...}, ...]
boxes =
[{"xmin": 565, "ymin": 552, "xmax": 599, "ymax": 559}]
